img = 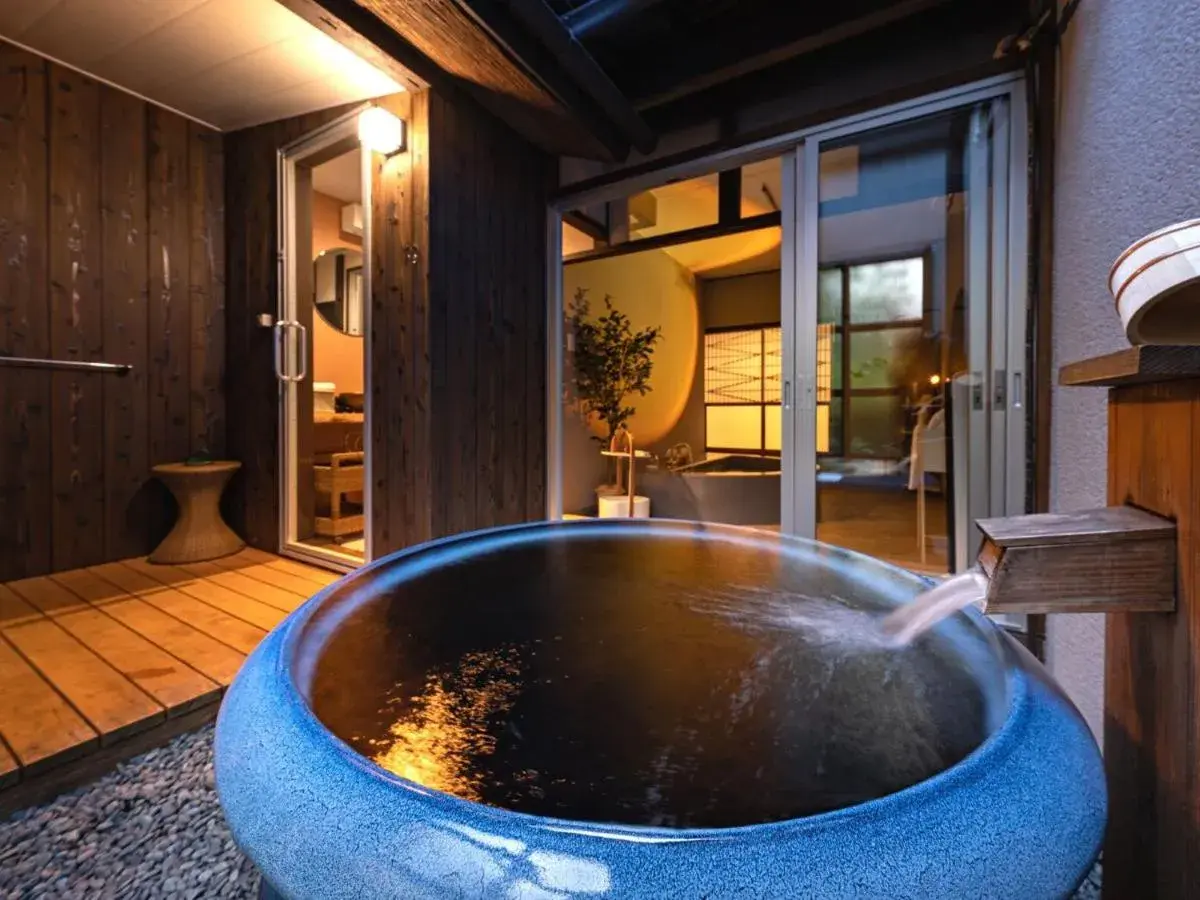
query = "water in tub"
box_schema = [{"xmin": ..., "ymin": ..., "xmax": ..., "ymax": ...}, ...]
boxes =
[{"xmin": 308, "ymin": 536, "xmax": 998, "ymax": 829}]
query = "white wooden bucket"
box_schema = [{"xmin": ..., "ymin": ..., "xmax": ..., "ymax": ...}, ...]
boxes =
[{"xmin": 1109, "ymin": 218, "xmax": 1200, "ymax": 345}]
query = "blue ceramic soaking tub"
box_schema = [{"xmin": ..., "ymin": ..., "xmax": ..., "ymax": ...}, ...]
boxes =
[{"xmin": 215, "ymin": 520, "xmax": 1105, "ymax": 899}]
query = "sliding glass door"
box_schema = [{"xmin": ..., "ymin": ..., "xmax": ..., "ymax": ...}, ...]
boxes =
[
  {"xmin": 547, "ymin": 76, "xmax": 1027, "ymax": 590},
  {"xmin": 787, "ymin": 85, "xmax": 1027, "ymax": 580}
]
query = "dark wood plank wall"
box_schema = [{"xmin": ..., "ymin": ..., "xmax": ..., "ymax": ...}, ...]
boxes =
[
  {"xmin": 100, "ymin": 87, "xmax": 149, "ymax": 563},
  {"xmin": 368, "ymin": 88, "xmax": 551, "ymax": 554},
  {"xmin": 425, "ymin": 90, "xmax": 551, "ymax": 542},
  {"xmin": 369, "ymin": 93, "xmax": 426, "ymax": 550},
  {"xmin": 0, "ymin": 45, "xmax": 52, "ymax": 578},
  {"xmin": 0, "ymin": 45, "xmax": 225, "ymax": 582},
  {"xmin": 48, "ymin": 66, "xmax": 104, "ymax": 571},
  {"xmin": 222, "ymin": 103, "xmax": 358, "ymax": 550},
  {"xmin": 348, "ymin": 0, "xmax": 608, "ymax": 158}
]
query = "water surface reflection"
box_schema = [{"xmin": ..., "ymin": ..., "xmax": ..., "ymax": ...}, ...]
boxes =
[{"xmin": 308, "ymin": 533, "xmax": 989, "ymax": 827}]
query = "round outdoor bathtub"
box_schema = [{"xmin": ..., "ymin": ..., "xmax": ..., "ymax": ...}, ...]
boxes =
[{"xmin": 215, "ymin": 520, "xmax": 1105, "ymax": 900}]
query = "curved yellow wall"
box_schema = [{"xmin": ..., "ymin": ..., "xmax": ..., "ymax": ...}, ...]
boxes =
[{"xmin": 563, "ymin": 249, "xmax": 698, "ymax": 446}]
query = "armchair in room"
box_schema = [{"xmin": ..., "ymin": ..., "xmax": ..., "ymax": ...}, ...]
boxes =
[{"xmin": 312, "ymin": 413, "xmax": 365, "ymax": 539}]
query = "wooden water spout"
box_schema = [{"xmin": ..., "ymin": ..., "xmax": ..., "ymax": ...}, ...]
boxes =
[
  {"xmin": 974, "ymin": 506, "xmax": 1176, "ymax": 615},
  {"xmin": 883, "ymin": 506, "xmax": 1176, "ymax": 646}
]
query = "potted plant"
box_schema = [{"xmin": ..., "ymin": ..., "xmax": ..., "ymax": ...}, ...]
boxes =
[{"xmin": 566, "ymin": 288, "xmax": 662, "ymax": 500}]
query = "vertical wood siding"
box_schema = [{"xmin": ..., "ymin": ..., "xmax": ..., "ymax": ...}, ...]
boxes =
[
  {"xmin": 371, "ymin": 90, "xmax": 551, "ymax": 554},
  {"xmin": 0, "ymin": 46, "xmax": 225, "ymax": 580}
]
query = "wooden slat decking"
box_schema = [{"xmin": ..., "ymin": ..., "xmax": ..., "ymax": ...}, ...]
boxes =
[{"xmin": 0, "ymin": 548, "xmax": 338, "ymax": 814}]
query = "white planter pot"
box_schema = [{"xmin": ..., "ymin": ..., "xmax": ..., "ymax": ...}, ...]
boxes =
[{"xmin": 597, "ymin": 495, "xmax": 651, "ymax": 518}]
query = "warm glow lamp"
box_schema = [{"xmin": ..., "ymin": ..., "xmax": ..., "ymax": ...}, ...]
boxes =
[{"xmin": 358, "ymin": 106, "xmax": 406, "ymax": 155}]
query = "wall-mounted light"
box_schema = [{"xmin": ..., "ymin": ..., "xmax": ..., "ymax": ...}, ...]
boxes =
[{"xmin": 358, "ymin": 106, "xmax": 406, "ymax": 156}]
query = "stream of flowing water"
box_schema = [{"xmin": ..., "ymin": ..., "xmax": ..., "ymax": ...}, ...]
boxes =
[{"xmin": 880, "ymin": 569, "xmax": 991, "ymax": 646}]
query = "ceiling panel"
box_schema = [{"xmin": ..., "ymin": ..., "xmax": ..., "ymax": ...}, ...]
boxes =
[
  {"xmin": 0, "ymin": 0, "xmax": 409, "ymax": 130},
  {"xmin": 189, "ymin": 75, "xmax": 351, "ymax": 130},
  {"xmin": 15, "ymin": 0, "xmax": 209, "ymax": 67},
  {"xmin": 97, "ymin": 0, "xmax": 295, "ymax": 89},
  {"xmin": 313, "ymin": 150, "xmax": 362, "ymax": 203},
  {"xmin": 195, "ymin": 38, "xmax": 322, "ymax": 101},
  {"xmin": 0, "ymin": 0, "xmax": 68, "ymax": 39}
]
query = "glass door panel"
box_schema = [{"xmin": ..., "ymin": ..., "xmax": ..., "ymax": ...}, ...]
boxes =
[
  {"xmin": 798, "ymin": 97, "xmax": 1021, "ymax": 578},
  {"xmin": 278, "ymin": 118, "xmax": 371, "ymax": 570},
  {"xmin": 557, "ymin": 152, "xmax": 795, "ymax": 532}
]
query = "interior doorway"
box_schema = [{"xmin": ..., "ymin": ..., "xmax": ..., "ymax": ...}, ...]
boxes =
[{"xmin": 277, "ymin": 112, "xmax": 372, "ymax": 570}]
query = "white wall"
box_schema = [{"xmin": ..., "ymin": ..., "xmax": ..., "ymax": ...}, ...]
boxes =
[{"xmin": 1050, "ymin": 0, "xmax": 1200, "ymax": 741}]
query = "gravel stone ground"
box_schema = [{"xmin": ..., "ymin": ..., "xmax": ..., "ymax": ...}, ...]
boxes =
[
  {"xmin": 0, "ymin": 725, "xmax": 258, "ymax": 900},
  {"xmin": 0, "ymin": 723, "xmax": 1103, "ymax": 899},
  {"xmin": 1074, "ymin": 861, "xmax": 1103, "ymax": 900}
]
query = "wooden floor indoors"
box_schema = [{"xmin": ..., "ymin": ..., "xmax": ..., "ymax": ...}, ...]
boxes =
[
  {"xmin": 0, "ymin": 548, "xmax": 338, "ymax": 814},
  {"xmin": 817, "ymin": 485, "xmax": 950, "ymax": 575}
]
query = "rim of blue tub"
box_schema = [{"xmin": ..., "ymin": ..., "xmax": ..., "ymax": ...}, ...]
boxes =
[{"xmin": 269, "ymin": 517, "xmax": 1031, "ymax": 844}]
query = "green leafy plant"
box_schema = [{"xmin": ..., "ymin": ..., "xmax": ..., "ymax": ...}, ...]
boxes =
[{"xmin": 567, "ymin": 288, "xmax": 662, "ymax": 445}]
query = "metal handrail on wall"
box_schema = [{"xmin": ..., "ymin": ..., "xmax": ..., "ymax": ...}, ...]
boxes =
[{"xmin": 0, "ymin": 355, "xmax": 132, "ymax": 376}]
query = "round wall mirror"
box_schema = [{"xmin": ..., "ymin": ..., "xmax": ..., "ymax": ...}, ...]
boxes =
[{"xmin": 314, "ymin": 247, "xmax": 364, "ymax": 336}]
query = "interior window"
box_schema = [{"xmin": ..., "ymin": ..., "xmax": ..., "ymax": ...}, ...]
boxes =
[{"xmin": 704, "ymin": 326, "xmax": 781, "ymax": 455}]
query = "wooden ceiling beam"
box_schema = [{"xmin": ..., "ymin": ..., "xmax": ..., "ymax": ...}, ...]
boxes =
[
  {"xmin": 274, "ymin": 0, "xmax": 626, "ymax": 159},
  {"xmin": 274, "ymin": 0, "xmax": 435, "ymax": 93},
  {"xmin": 635, "ymin": 0, "xmax": 958, "ymax": 111},
  {"xmin": 563, "ymin": 0, "xmax": 672, "ymax": 39},
  {"xmin": 449, "ymin": 0, "xmax": 634, "ymax": 158},
  {"xmin": 456, "ymin": 0, "xmax": 656, "ymax": 154}
]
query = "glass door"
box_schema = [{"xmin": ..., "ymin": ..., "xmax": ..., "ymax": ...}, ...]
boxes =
[
  {"xmin": 277, "ymin": 112, "xmax": 372, "ymax": 570},
  {"xmin": 553, "ymin": 155, "xmax": 796, "ymax": 533},
  {"xmin": 789, "ymin": 88, "xmax": 1026, "ymax": 581}
]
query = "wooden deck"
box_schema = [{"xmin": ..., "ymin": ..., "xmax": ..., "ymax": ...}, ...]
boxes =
[{"xmin": 0, "ymin": 548, "xmax": 338, "ymax": 814}]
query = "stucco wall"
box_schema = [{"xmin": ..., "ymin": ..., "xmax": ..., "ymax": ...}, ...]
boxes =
[{"xmin": 1050, "ymin": 0, "xmax": 1200, "ymax": 741}]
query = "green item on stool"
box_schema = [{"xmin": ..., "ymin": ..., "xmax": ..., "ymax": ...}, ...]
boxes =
[{"xmin": 186, "ymin": 451, "xmax": 214, "ymax": 466}]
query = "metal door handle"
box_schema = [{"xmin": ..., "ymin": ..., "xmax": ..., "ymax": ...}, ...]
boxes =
[
  {"xmin": 783, "ymin": 379, "xmax": 792, "ymax": 410},
  {"xmin": 273, "ymin": 321, "xmax": 307, "ymax": 382},
  {"xmin": 293, "ymin": 322, "xmax": 308, "ymax": 383},
  {"xmin": 273, "ymin": 321, "xmax": 287, "ymax": 383}
]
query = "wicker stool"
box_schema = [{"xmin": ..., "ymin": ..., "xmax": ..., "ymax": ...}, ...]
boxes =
[{"xmin": 150, "ymin": 461, "xmax": 244, "ymax": 564}]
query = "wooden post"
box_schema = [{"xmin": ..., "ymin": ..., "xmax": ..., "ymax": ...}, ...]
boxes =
[{"xmin": 1059, "ymin": 345, "xmax": 1200, "ymax": 899}]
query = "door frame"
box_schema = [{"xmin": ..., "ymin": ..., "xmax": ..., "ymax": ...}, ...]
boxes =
[
  {"xmin": 277, "ymin": 107, "xmax": 373, "ymax": 572},
  {"xmin": 545, "ymin": 73, "xmax": 1028, "ymax": 554}
]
